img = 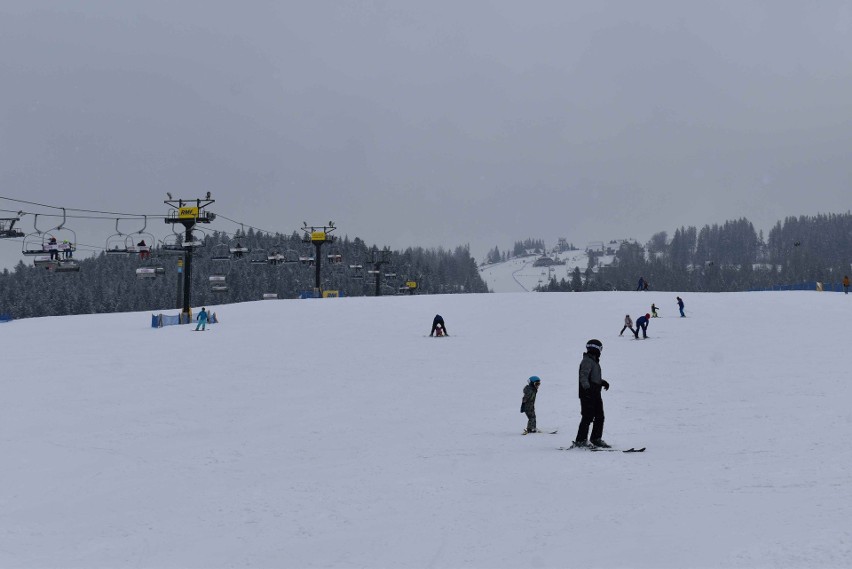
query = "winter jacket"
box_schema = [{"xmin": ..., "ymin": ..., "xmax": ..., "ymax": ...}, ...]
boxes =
[
  {"xmin": 523, "ymin": 383, "xmax": 538, "ymax": 405},
  {"xmin": 636, "ymin": 315, "xmax": 649, "ymax": 329},
  {"xmin": 578, "ymin": 353, "xmax": 603, "ymax": 397},
  {"xmin": 198, "ymin": 310, "xmax": 208, "ymax": 323},
  {"xmin": 624, "ymin": 315, "xmax": 633, "ymax": 327}
]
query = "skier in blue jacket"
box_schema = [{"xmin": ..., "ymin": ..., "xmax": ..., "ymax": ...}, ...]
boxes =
[
  {"xmin": 634, "ymin": 313, "xmax": 650, "ymax": 339},
  {"xmin": 195, "ymin": 307, "xmax": 208, "ymax": 331},
  {"xmin": 677, "ymin": 296, "xmax": 685, "ymax": 317}
]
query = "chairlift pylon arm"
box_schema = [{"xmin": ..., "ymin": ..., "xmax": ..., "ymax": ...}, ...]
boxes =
[{"xmin": 56, "ymin": 208, "xmax": 67, "ymax": 231}]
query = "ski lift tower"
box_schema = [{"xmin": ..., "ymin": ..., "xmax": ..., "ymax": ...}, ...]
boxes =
[
  {"xmin": 301, "ymin": 222, "xmax": 337, "ymax": 295},
  {"xmin": 369, "ymin": 247, "xmax": 392, "ymax": 296},
  {"xmin": 164, "ymin": 196, "xmax": 215, "ymax": 320}
]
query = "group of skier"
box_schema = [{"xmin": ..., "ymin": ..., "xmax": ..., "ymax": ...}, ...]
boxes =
[
  {"xmin": 520, "ymin": 292, "xmax": 688, "ymax": 449},
  {"xmin": 619, "ymin": 296, "xmax": 685, "ymax": 339},
  {"xmin": 521, "ymin": 338, "xmax": 609, "ymax": 448}
]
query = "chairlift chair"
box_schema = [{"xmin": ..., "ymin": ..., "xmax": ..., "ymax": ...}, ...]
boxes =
[
  {"xmin": 209, "ymin": 274, "xmax": 228, "ymax": 293},
  {"xmin": 349, "ymin": 264, "xmax": 364, "ymax": 279},
  {"xmin": 229, "ymin": 241, "xmax": 250, "ymax": 258},
  {"xmin": 54, "ymin": 260, "xmax": 81, "ymax": 273},
  {"xmin": 159, "ymin": 232, "xmax": 185, "ymax": 255},
  {"xmin": 33, "ymin": 255, "xmax": 56, "ymax": 268},
  {"xmin": 249, "ymin": 248, "xmax": 269, "ymax": 266},
  {"xmin": 125, "ymin": 217, "xmax": 155, "ymax": 258},
  {"xmin": 281, "ymin": 249, "xmax": 300, "ymax": 264},
  {"xmin": 105, "ymin": 219, "xmax": 129, "ymax": 255},
  {"xmin": 210, "ymin": 243, "xmax": 231, "ymax": 262},
  {"xmin": 299, "ymin": 247, "xmax": 315, "ymax": 266},
  {"xmin": 0, "ymin": 217, "xmax": 25, "ymax": 239},
  {"xmin": 135, "ymin": 256, "xmax": 166, "ymax": 279},
  {"xmin": 268, "ymin": 250, "xmax": 286, "ymax": 265},
  {"xmin": 327, "ymin": 247, "xmax": 343, "ymax": 264},
  {"xmin": 22, "ymin": 215, "xmax": 49, "ymax": 256},
  {"xmin": 48, "ymin": 209, "xmax": 77, "ymax": 260}
]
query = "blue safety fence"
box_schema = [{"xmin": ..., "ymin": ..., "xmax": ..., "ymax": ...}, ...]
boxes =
[
  {"xmin": 0, "ymin": 313, "xmax": 13, "ymax": 323},
  {"xmin": 749, "ymin": 281, "xmax": 847, "ymax": 292},
  {"xmin": 151, "ymin": 311, "xmax": 219, "ymax": 328}
]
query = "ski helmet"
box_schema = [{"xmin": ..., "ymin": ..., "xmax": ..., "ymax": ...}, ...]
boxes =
[
  {"xmin": 646, "ymin": 313, "xmax": 651, "ymax": 319},
  {"xmin": 528, "ymin": 376, "xmax": 541, "ymax": 384},
  {"xmin": 585, "ymin": 339, "xmax": 603, "ymax": 354}
]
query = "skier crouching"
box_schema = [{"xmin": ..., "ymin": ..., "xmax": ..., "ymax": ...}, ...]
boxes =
[
  {"xmin": 521, "ymin": 376, "xmax": 541, "ymax": 434},
  {"xmin": 574, "ymin": 339, "xmax": 610, "ymax": 448}
]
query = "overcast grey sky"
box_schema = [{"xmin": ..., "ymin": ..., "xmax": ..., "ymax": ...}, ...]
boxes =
[{"xmin": 2, "ymin": 1, "xmax": 852, "ymax": 270}]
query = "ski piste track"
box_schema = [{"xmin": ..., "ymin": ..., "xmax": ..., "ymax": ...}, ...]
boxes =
[{"xmin": 511, "ymin": 263, "xmax": 530, "ymax": 292}]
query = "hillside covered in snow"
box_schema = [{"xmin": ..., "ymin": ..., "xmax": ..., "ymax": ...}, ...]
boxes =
[{"xmin": 2, "ymin": 290, "xmax": 850, "ymax": 568}]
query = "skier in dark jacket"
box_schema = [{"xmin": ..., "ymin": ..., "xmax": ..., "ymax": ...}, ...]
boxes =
[
  {"xmin": 429, "ymin": 314, "xmax": 448, "ymax": 337},
  {"xmin": 634, "ymin": 313, "xmax": 650, "ymax": 339},
  {"xmin": 521, "ymin": 376, "xmax": 541, "ymax": 433},
  {"xmin": 651, "ymin": 303, "xmax": 659, "ymax": 318},
  {"xmin": 636, "ymin": 276, "xmax": 645, "ymax": 291},
  {"xmin": 574, "ymin": 339, "xmax": 610, "ymax": 448},
  {"xmin": 677, "ymin": 296, "xmax": 685, "ymax": 317}
]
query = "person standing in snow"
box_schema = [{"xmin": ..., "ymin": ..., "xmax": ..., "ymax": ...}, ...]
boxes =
[
  {"xmin": 521, "ymin": 376, "xmax": 541, "ymax": 434},
  {"xmin": 574, "ymin": 339, "xmax": 610, "ymax": 448},
  {"xmin": 619, "ymin": 314, "xmax": 635, "ymax": 337},
  {"xmin": 634, "ymin": 313, "xmax": 650, "ymax": 339},
  {"xmin": 843, "ymin": 275, "xmax": 849, "ymax": 294},
  {"xmin": 636, "ymin": 276, "xmax": 645, "ymax": 291},
  {"xmin": 677, "ymin": 296, "xmax": 685, "ymax": 317},
  {"xmin": 651, "ymin": 303, "xmax": 659, "ymax": 318},
  {"xmin": 430, "ymin": 314, "xmax": 448, "ymax": 337},
  {"xmin": 195, "ymin": 307, "xmax": 209, "ymax": 331}
]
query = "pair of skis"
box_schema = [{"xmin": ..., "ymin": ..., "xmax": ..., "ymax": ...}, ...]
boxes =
[
  {"xmin": 522, "ymin": 429, "xmax": 559, "ymax": 435},
  {"xmin": 524, "ymin": 431, "xmax": 646, "ymax": 452},
  {"xmin": 558, "ymin": 444, "xmax": 646, "ymax": 453}
]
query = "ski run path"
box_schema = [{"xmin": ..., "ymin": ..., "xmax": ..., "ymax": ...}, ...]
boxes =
[{"xmin": 1, "ymin": 290, "xmax": 850, "ymax": 568}]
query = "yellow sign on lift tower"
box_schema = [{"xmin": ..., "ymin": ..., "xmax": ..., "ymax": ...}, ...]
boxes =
[
  {"xmin": 311, "ymin": 231, "xmax": 326, "ymax": 242},
  {"xmin": 179, "ymin": 206, "xmax": 199, "ymax": 219}
]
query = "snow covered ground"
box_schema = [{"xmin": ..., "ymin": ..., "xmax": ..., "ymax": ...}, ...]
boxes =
[
  {"xmin": 2, "ymin": 290, "xmax": 851, "ymax": 568},
  {"xmin": 479, "ymin": 249, "xmax": 614, "ymax": 292}
]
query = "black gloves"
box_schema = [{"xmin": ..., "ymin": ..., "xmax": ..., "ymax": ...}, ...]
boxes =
[{"xmin": 601, "ymin": 380, "xmax": 610, "ymax": 391}]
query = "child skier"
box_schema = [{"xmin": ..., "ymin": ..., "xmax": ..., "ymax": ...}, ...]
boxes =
[
  {"xmin": 619, "ymin": 314, "xmax": 635, "ymax": 337},
  {"xmin": 521, "ymin": 376, "xmax": 541, "ymax": 434},
  {"xmin": 651, "ymin": 303, "xmax": 659, "ymax": 318}
]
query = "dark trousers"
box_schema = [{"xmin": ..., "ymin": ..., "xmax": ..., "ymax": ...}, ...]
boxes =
[
  {"xmin": 576, "ymin": 396, "xmax": 604, "ymax": 442},
  {"xmin": 525, "ymin": 408, "xmax": 537, "ymax": 432},
  {"xmin": 620, "ymin": 325, "xmax": 635, "ymax": 336},
  {"xmin": 634, "ymin": 323, "xmax": 647, "ymax": 338}
]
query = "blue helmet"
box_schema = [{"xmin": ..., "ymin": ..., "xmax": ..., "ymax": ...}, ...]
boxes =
[{"xmin": 528, "ymin": 376, "xmax": 541, "ymax": 384}]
